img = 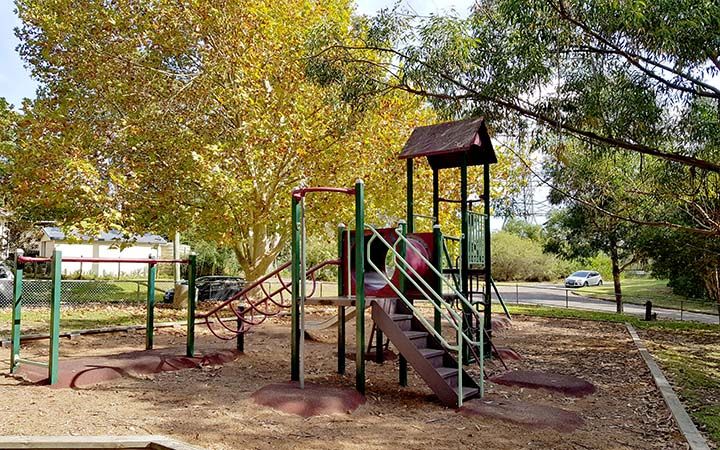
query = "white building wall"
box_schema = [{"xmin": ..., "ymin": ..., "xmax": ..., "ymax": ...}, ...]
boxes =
[
  {"xmin": 0, "ymin": 218, "xmax": 8, "ymax": 259},
  {"xmin": 97, "ymin": 244, "xmax": 160, "ymax": 277},
  {"xmin": 53, "ymin": 243, "xmax": 95, "ymax": 276},
  {"xmin": 43, "ymin": 241, "xmax": 160, "ymax": 277}
]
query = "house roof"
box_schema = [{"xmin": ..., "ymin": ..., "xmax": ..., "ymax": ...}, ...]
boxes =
[
  {"xmin": 42, "ymin": 227, "xmax": 167, "ymax": 244},
  {"xmin": 398, "ymin": 117, "xmax": 497, "ymax": 169}
]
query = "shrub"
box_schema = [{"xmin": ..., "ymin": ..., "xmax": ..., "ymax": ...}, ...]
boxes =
[{"xmin": 491, "ymin": 231, "xmax": 565, "ymax": 282}]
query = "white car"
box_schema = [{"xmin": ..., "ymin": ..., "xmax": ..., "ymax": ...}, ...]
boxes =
[{"xmin": 564, "ymin": 270, "xmax": 602, "ymax": 288}]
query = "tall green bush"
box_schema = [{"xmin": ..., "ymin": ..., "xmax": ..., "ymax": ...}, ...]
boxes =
[{"xmin": 491, "ymin": 231, "xmax": 565, "ymax": 282}]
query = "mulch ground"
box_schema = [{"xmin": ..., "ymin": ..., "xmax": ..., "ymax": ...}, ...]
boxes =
[{"xmin": 0, "ymin": 310, "xmax": 686, "ymax": 449}]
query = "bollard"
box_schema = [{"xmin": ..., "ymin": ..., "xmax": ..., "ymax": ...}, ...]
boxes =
[
  {"xmin": 516, "ymin": 283, "xmax": 519, "ymax": 304},
  {"xmin": 565, "ymin": 289, "xmax": 569, "ymax": 308},
  {"xmin": 680, "ymin": 300, "xmax": 684, "ymax": 321},
  {"xmin": 237, "ymin": 306, "xmax": 245, "ymax": 353},
  {"xmin": 645, "ymin": 301, "xmax": 653, "ymax": 321}
]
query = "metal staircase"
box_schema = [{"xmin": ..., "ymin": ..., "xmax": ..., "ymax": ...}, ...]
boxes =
[
  {"xmin": 365, "ymin": 224, "xmax": 484, "ymax": 407},
  {"xmin": 371, "ymin": 299, "xmax": 481, "ymax": 407}
]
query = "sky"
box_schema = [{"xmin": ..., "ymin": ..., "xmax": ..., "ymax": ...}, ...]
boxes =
[{"xmin": 0, "ymin": 1, "xmax": 35, "ymax": 108}]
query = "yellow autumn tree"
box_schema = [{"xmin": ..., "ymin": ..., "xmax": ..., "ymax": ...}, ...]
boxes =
[{"xmin": 11, "ymin": 0, "xmax": 440, "ymax": 279}]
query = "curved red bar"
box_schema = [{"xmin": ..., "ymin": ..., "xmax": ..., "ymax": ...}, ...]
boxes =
[
  {"xmin": 17, "ymin": 256, "xmax": 188, "ymax": 265},
  {"xmin": 292, "ymin": 186, "xmax": 355, "ymax": 200},
  {"xmin": 17, "ymin": 256, "xmax": 51, "ymax": 264},
  {"xmin": 60, "ymin": 257, "xmax": 189, "ymax": 264},
  {"xmin": 196, "ymin": 258, "xmax": 340, "ymax": 320}
]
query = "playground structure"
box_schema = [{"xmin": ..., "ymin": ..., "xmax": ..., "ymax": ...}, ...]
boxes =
[
  {"xmin": 190, "ymin": 117, "xmax": 507, "ymax": 407},
  {"xmin": 8, "ymin": 117, "xmax": 506, "ymax": 406},
  {"xmin": 9, "ymin": 250, "xmax": 196, "ymax": 385}
]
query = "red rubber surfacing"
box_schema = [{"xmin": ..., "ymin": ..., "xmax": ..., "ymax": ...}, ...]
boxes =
[
  {"xmin": 15, "ymin": 349, "xmax": 240, "ymax": 389},
  {"xmin": 490, "ymin": 370, "xmax": 596, "ymax": 397},
  {"xmin": 459, "ymin": 395, "xmax": 585, "ymax": 432},
  {"xmin": 251, "ymin": 382, "xmax": 365, "ymax": 417}
]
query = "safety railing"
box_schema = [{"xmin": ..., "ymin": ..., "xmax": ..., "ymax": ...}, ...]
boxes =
[
  {"xmin": 11, "ymin": 250, "xmax": 195, "ymax": 385},
  {"xmin": 392, "ymin": 226, "xmax": 489, "ymax": 348},
  {"xmin": 365, "ymin": 224, "xmax": 483, "ymax": 406},
  {"xmin": 467, "ymin": 211, "xmax": 485, "ymax": 267}
]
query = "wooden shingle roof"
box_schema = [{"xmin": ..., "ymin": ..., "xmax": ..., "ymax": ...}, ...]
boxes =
[{"xmin": 398, "ymin": 117, "xmax": 497, "ymax": 169}]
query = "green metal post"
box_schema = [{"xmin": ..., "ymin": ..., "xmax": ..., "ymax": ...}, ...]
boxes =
[
  {"xmin": 432, "ymin": 224, "xmax": 443, "ymax": 333},
  {"xmin": 398, "ymin": 220, "xmax": 408, "ymax": 387},
  {"xmin": 483, "ymin": 163, "xmax": 492, "ymax": 356},
  {"xmin": 186, "ymin": 253, "xmax": 197, "ymax": 357},
  {"xmin": 10, "ymin": 250, "xmax": 24, "ymax": 374},
  {"xmin": 432, "ymin": 167, "xmax": 439, "ymax": 226},
  {"xmin": 337, "ymin": 223, "xmax": 346, "ymax": 375},
  {"xmin": 145, "ymin": 257, "xmax": 157, "ymax": 350},
  {"xmin": 406, "ymin": 159, "xmax": 414, "ymax": 233},
  {"xmin": 460, "ymin": 161, "xmax": 471, "ymax": 363},
  {"xmin": 290, "ymin": 194, "xmax": 301, "ymax": 381},
  {"xmin": 354, "ymin": 179, "xmax": 366, "ymax": 394},
  {"xmin": 48, "ymin": 250, "xmax": 62, "ymax": 385}
]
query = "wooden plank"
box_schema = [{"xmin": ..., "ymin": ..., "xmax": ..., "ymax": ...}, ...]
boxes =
[
  {"xmin": 626, "ymin": 324, "xmax": 710, "ymax": 450},
  {"xmin": 305, "ymin": 297, "xmax": 356, "ymax": 307}
]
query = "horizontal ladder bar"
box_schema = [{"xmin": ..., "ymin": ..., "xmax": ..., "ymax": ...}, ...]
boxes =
[{"xmin": 15, "ymin": 357, "xmax": 48, "ymax": 368}]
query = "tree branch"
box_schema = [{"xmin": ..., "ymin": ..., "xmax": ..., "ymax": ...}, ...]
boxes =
[{"xmin": 496, "ymin": 141, "xmax": 720, "ymax": 236}]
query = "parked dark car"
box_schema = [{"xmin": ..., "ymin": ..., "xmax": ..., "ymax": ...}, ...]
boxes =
[
  {"xmin": 0, "ymin": 263, "xmax": 14, "ymax": 307},
  {"xmin": 163, "ymin": 276, "xmax": 246, "ymax": 303}
]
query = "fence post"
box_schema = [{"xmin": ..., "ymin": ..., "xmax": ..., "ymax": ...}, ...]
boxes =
[
  {"xmin": 337, "ymin": 223, "xmax": 346, "ymax": 376},
  {"xmin": 398, "ymin": 220, "xmax": 408, "ymax": 387},
  {"xmin": 48, "ymin": 250, "xmax": 62, "ymax": 385},
  {"xmin": 10, "ymin": 249, "xmax": 24, "ymax": 374},
  {"xmin": 186, "ymin": 253, "xmax": 197, "ymax": 357},
  {"xmin": 146, "ymin": 255, "xmax": 157, "ymax": 350}
]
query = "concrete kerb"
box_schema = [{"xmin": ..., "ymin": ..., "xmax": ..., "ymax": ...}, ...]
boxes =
[
  {"xmin": 625, "ymin": 323, "xmax": 710, "ymax": 450},
  {"xmin": 0, "ymin": 435, "xmax": 205, "ymax": 449}
]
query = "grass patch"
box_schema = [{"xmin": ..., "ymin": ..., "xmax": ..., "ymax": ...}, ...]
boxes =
[
  {"xmin": 652, "ymin": 340, "xmax": 720, "ymax": 445},
  {"xmin": 578, "ymin": 279, "xmax": 715, "ymax": 314},
  {"xmin": 508, "ymin": 303, "xmax": 720, "ymax": 446},
  {"xmin": 0, "ymin": 305, "xmax": 188, "ymax": 337},
  {"xmin": 507, "ymin": 304, "xmax": 719, "ymax": 332}
]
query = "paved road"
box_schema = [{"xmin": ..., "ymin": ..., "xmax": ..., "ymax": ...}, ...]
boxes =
[{"xmin": 494, "ymin": 283, "xmax": 719, "ymax": 325}]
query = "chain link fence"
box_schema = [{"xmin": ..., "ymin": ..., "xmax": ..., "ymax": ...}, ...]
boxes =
[{"xmin": 0, "ymin": 279, "xmax": 176, "ymax": 308}]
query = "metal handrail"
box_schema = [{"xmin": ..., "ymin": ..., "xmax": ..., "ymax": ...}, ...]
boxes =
[
  {"xmin": 366, "ymin": 225, "xmax": 484, "ymax": 406},
  {"xmin": 392, "ymin": 228, "xmax": 487, "ymax": 331}
]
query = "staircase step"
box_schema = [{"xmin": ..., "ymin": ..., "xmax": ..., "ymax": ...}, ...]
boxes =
[
  {"xmin": 390, "ymin": 314, "xmax": 413, "ymax": 331},
  {"xmin": 454, "ymin": 385, "xmax": 480, "ymax": 400},
  {"xmin": 390, "ymin": 314, "xmax": 413, "ymax": 321},
  {"xmin": 404, "ymin": 330, "xmax": 429, "ymax": 348},
  {"xmin": 418, "ymin": 348, "xmax": 444, "ymax": 358},
  {"xmin": 418, "ymin": 348, "xmax": 445, "ymax": 367},
  {"xmin": 436, "ymin": 367, "xmax": 459, "ymax": 379},
  {"xmin": 404, "ymin": 331, "xmax": 428, "ymax": 339}
]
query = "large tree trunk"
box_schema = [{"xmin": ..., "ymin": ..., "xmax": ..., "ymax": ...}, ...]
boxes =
[
  {"xmin": 233, "ymin": 228, "xmax": 286, "ymax": 299},
  {"xmin": 704, "ymin": 266, "xmax": 720, "ymax": 317},
  {"xmin": 610, "ymin": 243, "xmax": 623, "ymax": 313}
]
